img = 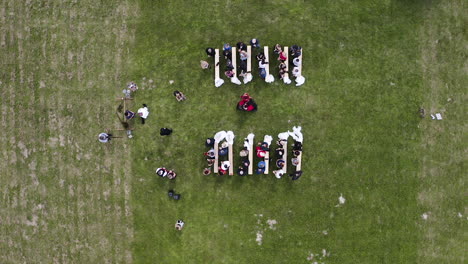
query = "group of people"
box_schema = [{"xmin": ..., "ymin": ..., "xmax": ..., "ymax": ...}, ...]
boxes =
[
  {"xmin": 203, "ymin": 134, "xmax": 303, "ymax": 180},
  {"xmin": 273, "ymin": 44, "xmax": 302, "ymax": 80},
  {"xmin": 204, "ymin": 39, "xmax": 261, "ymax": 79},
  {"xmin": 236, "ymin": 93, "xmax": 257, "ymax": 112},
  {"xmin": 156, "ymin": 167, "xmax": 177, "ymax": 180},
  {"xmin": 203, "ymin": 138, "xmax": 233, "ymax": 175},
  {"xmin": 124, "ymin": 103, "xmax": 150, "ymax": 124}
]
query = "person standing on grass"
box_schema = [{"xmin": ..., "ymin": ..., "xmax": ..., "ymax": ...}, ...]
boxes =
[
  {"xmin": 175, "ymin": 220, "xmax": 185, "ymax": 230},
  {"xmin": 200, "ymin": 60, "xmax": 210, "ymax": 69},
  {"xmin": 160, "ymin": 128, "xmax": 173, "ymax": 136},
  {"xmin": 250, "ymin": 38, "xmax": 260, "ymax": 48},
  {"xmin": 206, "ymin": 47, "xmax": 215, "ymax": 57},
  {"xmin": 173, "ymin": 91, "xmax": 186, "ymax": 102},
  {"xmin": 98, "ymin": 132, "xmax": 112, "ymax": 143},
  {"xmin": 137, "ymin": 104, "xmax": 149, "ymax": 124}
]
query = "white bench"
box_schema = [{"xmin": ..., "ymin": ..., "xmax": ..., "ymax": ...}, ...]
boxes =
[
  {"xmin": 281, "ymin": 140, "xmax": 288, "ymax": 173},
  {"xmin": 264, "ymin": 46, "xmax": 274, "ymax": 83},
  {"xmin": 248, "ymin": 135, "xmax": 254, "ymax": 175},
  {"xmin": 264, "ymin": 148, "xmax": 269, "ymax": 175},
  {"xmin": 296, "ymin": 150, "xmax": 302, "ymax": 171},
  {"xmin": 228, "ymin": 142, "xmax": 234, "ymax": 175},
  {"xmin": 243, "ymin": 45, "xmax": 253, "ymax": 84},
  {"xmin": 282, "ymin": 46, "xmax": 292, "ymax": 84},
  {"xmin": 213, "ymin": 142, "xmax": 219, "ymax": 173},
  {"xmin": 230, "ymin": 47, "xmax": 241, "ymax": 85},
  {"xmin": 295, "ymin": 48, "xmax": 305, "ymax": 86},
  {"xmin": 214, "ymin": 49, "xmax": 224, "ymax": 87}
]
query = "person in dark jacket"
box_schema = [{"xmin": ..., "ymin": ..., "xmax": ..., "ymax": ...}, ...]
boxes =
[{"xmin": 206, "ymin": 47, "xmax": 215, "ymax": 57}]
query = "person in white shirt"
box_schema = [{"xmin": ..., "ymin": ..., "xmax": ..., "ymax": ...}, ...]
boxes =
[
  {"xmin": 175, "ymin": 220, "xmax": 185, "ymax": 230},
  {"xmin": 137, "ymin": 104, "xmax": 149, "ymax": 124}
]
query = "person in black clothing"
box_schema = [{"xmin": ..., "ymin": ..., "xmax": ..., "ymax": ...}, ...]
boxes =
[
  {"xmin": 206, "ymin": 47, "xmax": 216, "ymax": 57},
  {"xmin": 290, "ymin": 170, "xmax": 303, "ymax": 180},
  {"xmin": 236, "ymin": 42, "xmax": 247, "ymax": 51},
  {"xmin": 256, "ymin": 52, "xmax": 265, "ymax": 61},
  {"xmin": 160, "ymin": 128, "xmax": 173, "ymax": 136},
  {"xmin": 205, "ymin": 138, "xmax": 215, "ymax": 147},
  {"xmin": 290, "ymin": 45, "xmax": 302, "ymax": 58},
  {"xmin": 223, "ymin": 49, "xmax": 232, "ymax": 59}
]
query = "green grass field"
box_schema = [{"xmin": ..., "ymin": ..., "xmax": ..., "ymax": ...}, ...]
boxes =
[{"xmin": 0, "ymin": 0, "xmax": 466, "ymax": 263}]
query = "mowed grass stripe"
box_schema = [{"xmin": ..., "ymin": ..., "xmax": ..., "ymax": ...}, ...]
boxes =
[{"xmin": 1, "ymin": 0, "xmax": 137, "ymax": 263}]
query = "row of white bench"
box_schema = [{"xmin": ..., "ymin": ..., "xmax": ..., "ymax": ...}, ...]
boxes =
[
  {"xmin": 214, "ymin": 46, "xmax": 305, "ymax": 87},
  {"xmin": 213, "ymin": 134, "xmax": 302, "ymax": 175}
]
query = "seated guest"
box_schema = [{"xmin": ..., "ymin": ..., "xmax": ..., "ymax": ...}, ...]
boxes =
[
  {"xmin": 203, "ymin": 168, "xmax": 211, "ymax": 175},
  {"xmin": 207, "ymin": 159, "xmax": 215, "ymax": 166},
  {"xmin": 278, "ymin": 62, "xmax": 287, "ymax": 71},
  {"xmin": 204, "ymin": 149, "xmax": 215, "ymax": 158},
  {"xmin": 259, "ymin": 142, "xmax": 269, "ymax": 151},
  {"xmin": 239, "ymin": 148, "xmax": 249, "ymax": 157},
  {"xmin": 237, "ymin": 42, "xmax": 247, "ymax": 51},
  {"xmin": 273, "ymin": 169, "xmax": 285, "ymax": 179},
  {"xmin": 223, "ymin": 43, "xmax": 232, "ymax": 51},
  {"xmin": 223, "ymin": 49, "xmax": 232, "ymax": 59},
  {"xmin": 218, "ymin": 167, "xmax": 227, "ymax": 175},
  {"xmin": 241, "ymin": 160, "xmax": 250, "ymax": 168},
  {"xmin": 293, "ymin": 141, "xmax": 303, "ymax": 151},
  {"xmin": 293, "ymin": 150, "xmax": 301, "ymax": 157},
  {"xmin": 219, "ymin": 142, "xmax": 228, "ymax": 156},
  {"xmin": 256, "ymin": 167, "xmax": 265, "ymax": 174},
  {"xmin": 274, "ymin": 44, "xmax": 282, "ymax": 54},
  {"xmin": 239, "ymin": 60, "xmax": 247, "ymax": 73},
  {"xmin": 156, "ymin": 167, "xmax": 168, "ymax": 177},
  {"xmin": 226, "ymin": 59, "xmax": 234, "ymax": 70},
  {"xmin": 167, "ymin": 170, "xmax": 177, "ymax": 180},
  {"xmin": 258, "ymin": 161, "xmax": 266, "ymax": 169},
  {"xmin": 279, "ymin": 69, "xmax": 286, "ymax": 80},
  {"xmin": 256, "ymin": 52, "xmax": 265, "ymax": 61},
  {"xmin": 290, "ymin": 45, "xmax": 302, "ymax": 58},
  {"xmin": 205, "ymin": 47, "xmax": 215, "ymax": 57},
  {"xmin": 256, "ymin": 146, "xmax": 266, "ymax": 158},
  {"xmin": 239, "ymin": 50, "xmax": 248, "ymax": 61},
  {"xmin": 237, "ymin": 166, "xmax": 246, "ymax": 176},
  {"xmin": 259, "ymin": 59, "xmax": 268, "ymax": 69},
  {"xmin": 293, "ymin": 57, "xmax": 301, "ymax": 67},
  {"xmin": 250, "ymin": 38, "xmax": 260, "ymax": 48},
  {"xmin": 278, "ymin": 51, "xmax": 287, "ymax": 62},
  {"xmin": 292, "ymin": 67, "xmax": 300, "ymax": 77},
  {"xmin": 206, "ymin": 138, "xmax": 215, "ymax": 147},
  {"xmin": 291, "ymin": 158, "xmax": 299, "ymax": 167},
  {"xmin": 275, "ymin": 148, "xmax": 284, "ymax": 157},
  {"xmin": 259, "ymin": 68, "xmax": 267, "ymax": 79},
  {"xmin": 276, "ymin": 159, "xmax": 285, "ymax": 169},
  {"xmin": 225, "ymin": 70, "xmax": 235, "ymax": 78},
  {"xmin": 221, "ymin": 160, "xmax": 231, "ymax": 171}
]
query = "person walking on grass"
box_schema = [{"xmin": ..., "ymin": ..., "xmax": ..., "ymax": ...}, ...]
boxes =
[{"xmin": 137, "ymin": 104, "xmax": 149, "ymax": 124}]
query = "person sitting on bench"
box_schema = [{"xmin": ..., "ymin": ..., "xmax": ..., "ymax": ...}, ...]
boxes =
[
  {"xmin": 205, "ymin": 138, "xmax": 215, "ymax": 147},
  {"xmin": 256, "ymin": 52, "xmax": 265, "ymax": 61},
  {"xmin": 273, "ymin": 169, "xmax": 285, "ymax": 179},
  {"xmin": 290, "ymin": 45, "xmax": 302, "ymax": 58},
  {"xmin": 223, "ymin": 43, "xmax": 232, "ymax": 51},
  {"xmin": 276, "ymin": 159, "xmax": 285, "ymax": 169},
  {"xmin": 274, "ymin": 44, "xmax": 282, "ymax": 54},
  {"xmin": 225, "ymin": 69, "xmax": 234, "ymax": 78},
  {"xmin": 204, "ymin": 149, "xmax": 215, "ymax": 159},
  {"xmin": 223, "ymin": 49, "xmax": 231, "ymax": 59},
  {"xmin": 239, "ymin": 50, "xmax": 248, "ymax": 61},
  {"xmin": 278, "ymin": 50, "xmax": 287, "ymax": 62},
  {"xmin": 237, "ymin": 166, "xmax": 246, "ymax": 176}
]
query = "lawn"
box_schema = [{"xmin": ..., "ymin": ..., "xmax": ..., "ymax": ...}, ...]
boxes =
[{"xmin": 0, "ymin": 0, "xmax": 465, "ymax": 263}]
